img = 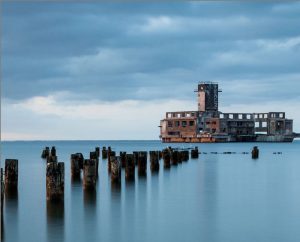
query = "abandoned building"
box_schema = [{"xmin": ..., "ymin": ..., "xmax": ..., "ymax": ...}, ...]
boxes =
[{"xmin": 160, "ymin": 82, "xmax": 299, "ymax": 143}]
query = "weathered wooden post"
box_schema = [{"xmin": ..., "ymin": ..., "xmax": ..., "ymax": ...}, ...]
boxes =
[
  {"xmin": 46, "ymin": 162, "xmax": 64, "ymax": 201},
  {"xmin": 51, "ymin": 146, "xmax": 56, "ymax": 157},
  {"xmin": 111, "ymin": 156, "xmax": 121, "ymax": 184},
  {"xmin": 181, "ymin": 150, "xmax": 189, "ymax": 162},
  {"xmin": 162, "ymin": 149, "xmax": 171, "ymax": 168},
  {"xmin": 120, "ymin": 152, "xmax": 127, "ymax": 168},
  {"xmin": 191, "ymin": 147, "xmax": 199, "ymax": 159},
  {"xmin": 125, "ymin": 154, "xmax": 135, "ymax": 181},
  {"xmin": 138, "ymin": 152, "xmax": 147, "ymax": 176},
  {"xmin": 158, "ymin": 151, "xmax": 162, "ymax": 160},
  {"xmin": 83, "ymin": 159, "xmax": 97, "ymax": 190},
  {"xmin": 150, "ymin": 151, "xmax": 160, "ymax": 172},
  {"xmin": 178, "ymin": 151, "xmax": 183, "ymax": 164},
  {"xmin": 102, "ymin": 146, "xmax": 108, "ymax": 159},
  {"xmin": 133, "ymin": 152, "xmax": 139, "ymax": 165},
  {"xmin": 5, "ymin": 159, "xmax": 18, "ymax": 189},
  {"xmin": 252, "ymin": 146, "xmax": 259, "ymax": 159},
  {"xmin": 95, "ymin": 147, "xmax": 100, "ymax": 158},
  {"xmin": 70, "ymin": 153, "xmax": 84, "ymax": 178},
  {"xmin": 41, "ymin": 146, "xmax": 50, "ymax": 159},
  {"xmin": 1, "ymin": 168, "xmax": 4, "ymax": 217},
  {"xmin": 108, "ymin": 151, "xmax": 116, "ymax": 173},
  {"xmin": 171, "ymin": 151, "xmax": 179, "ymax": 165},
  {"xmin": 90, "ymin": 151, "xmax": 99, "ymax": 175}
]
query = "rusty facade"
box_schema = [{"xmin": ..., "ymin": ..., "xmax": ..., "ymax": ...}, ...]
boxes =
[{"xmin": 160, "ymin": 82, "xmax": 298, "ymax": 143}]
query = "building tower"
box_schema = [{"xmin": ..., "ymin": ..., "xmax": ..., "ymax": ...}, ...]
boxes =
[{"xmin": 197, "ymin": 82, "xmax": 220, "ymax": 112}]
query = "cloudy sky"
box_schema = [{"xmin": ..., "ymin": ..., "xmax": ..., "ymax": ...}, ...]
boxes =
[{"xmin": 1, "ymin": 2, "xmax": 300, "ymax": 140}]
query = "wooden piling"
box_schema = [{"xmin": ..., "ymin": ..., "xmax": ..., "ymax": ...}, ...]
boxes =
[
  {"xmin": 83, "ymin": 159, "xmax": 97, "ymax": 190},
  {"xmin": 191, "ymin": 147, "xmax": 199, "ymax": 159},
  {"xmin": 252, "ymin": 146, "xmax": 259, "ymax": 159},
  {"xmin": 90, "ymin": 151, "xmax": 99, "ymax": 174},
  {"xmin": 50, "ymin": 146, "xmax": 56, "ymax": 157},
  {"xmin": 180, "ymin": 150, "xmax": 189, "ymax": 162},
  {"xmin": 46, "ymin": 162, "xmax": 64, "ymax": 201},
  {"xmin": 162, "ymin": 149, "xmax": 171, "ymax": 168},
  {"xmin": 95, "ymin": 147, "xmax": 100, "ymax": 158},
  {"xmin": 138, "ymin": 152, "xmax": 147, "ymax": 176},
  {"xmin": 5, "ymin": 159, "xmax": 18, "ymax": 188},
  {"xmin": 41, "ymin": 146, "xmax": 50, "ymax": 159},
  {"xmin": 111, "ymin": 156, "xmax": 121, "ymax": 184},
  {"xmin": 133, "ymin": 152, "xmax": 139, "ymax": 165},
  {"xmin": 1, "ymin": 168, "xmax": 4, "ymax": 217},
  {"xmin": 125, "ymin": 154, "xmax": 135, "ymax": 181},
  {"xmin": 70, "ymin": 153, "xmax": 83, "ymax": 178},
  {"xmin": 171, "ymin": 151, "xmax": 179, "ymax": 165},
  {"xmin": 150, "ymin": 151, "xmax": 160, "ymax": 172},
  {"xmin": 120, "ymin": 152, "xmax": 127, "ymax": 168},
  {"xmin": 108, "ymin": 151, "xmax": 116, "ymax": 173},
  {"xmin": 102, "ymin": 146, "xmax": 108, "ymax": 159}
]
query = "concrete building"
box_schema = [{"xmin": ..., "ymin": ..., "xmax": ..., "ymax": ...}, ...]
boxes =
[{"xmin": 160, "ymin": 82, "xmax": 299, "ymax": 143}]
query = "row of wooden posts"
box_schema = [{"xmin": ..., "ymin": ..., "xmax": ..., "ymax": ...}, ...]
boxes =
[{"xmin": 0, "ymin": 146, "xmax": 259, "ymax": 204}]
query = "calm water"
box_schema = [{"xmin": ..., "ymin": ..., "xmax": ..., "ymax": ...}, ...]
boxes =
[{"xmin": 1, "ymin": 140, "xmax": 300, "ymax": 242}]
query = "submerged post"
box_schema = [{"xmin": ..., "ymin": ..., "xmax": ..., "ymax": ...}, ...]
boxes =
[
  {"xmin": 83, "ymin": 159, "xmax": 97, "ymax": 190},
  {"xmin": 41, "ymin": 146, "xmax": 50, "ymax": 159},
  {"xmin": 108, "ymin": 151, "xmax": 116, "ymax": 173},
  {"xmin": 102, "ymin": 146, "xmax": 108, "ymax": 159},
  {"xmin": 46, "ymin": 162, "xmax": 64, "ymax": 201},
  {"xmin": 252, "ymin": 146, "xmax": 259, "ymax": 159},
  {"xmin": 162, "ymin": 149, "xmax": 171, "ymax": 168},
  {"xmin": 138, "ymin": 152, "xmax": 147, "ymax": 176},
  {"xmin": 70, "ymin": 153, "xmax": 84, "ymax": 178},
  {"xmin": 191, "ymin": 147, "xmax": 199, "ymax": 159},
  {"xmin": 120, "ymin": 152, "xmax": 127, "ymax": 168},
  {"xmin": 150, "ymin": 151, "xmax": 160, "ymax": 172},
  {"xmin": 5, "ymin": 159, "xmax": 18, "ymax": 189},
  {"xmin": 125, "ymin": 154, "xmax": 135, "ymax": 181},
  {"xmin": 111, "ymin": 156, "xmax": 121, "ymax": 184}
]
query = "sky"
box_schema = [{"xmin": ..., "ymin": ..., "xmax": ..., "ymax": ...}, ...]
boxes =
[{"xmin": 1, "ymin": 2, "xmax": 300, "ymax": 140}]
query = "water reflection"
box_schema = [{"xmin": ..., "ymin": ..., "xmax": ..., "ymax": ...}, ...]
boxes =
[
  {"xmin": 46, "ymin": 200, "xmax": 64, "ymax": 242},
  {"xmin": 3, "ymin": 188, "xmax": 18, "ymax": 242},
  {"xmin": 83, "ymin": 188, "xmax": 97, "ymax": 241}
]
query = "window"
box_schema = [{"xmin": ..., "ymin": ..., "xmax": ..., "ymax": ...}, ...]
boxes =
[
  {"xmin": 189, "ymin": 121, "xmax": 194, "ymax": 126},
  {"xmin": 177, "ymin": 113, "xmax": 181, "ymax": 118},
  {"xmin": 186, "ymin": 113, "xmax": 191, "ymax": 117},
  {"xmin": 191, "ymin": 113, "xmax": 195, "ymax": 117},
  {"xmin": 220, "ymin": 114, "xmax": 224, "ymax": 118},
  {"xmin": 279, "ymin": 113, "xmax": 283, "ymax": 118},
  {"xmin": 168, "ymin": 121, "xmax": 173, "ymax": 127},
  {"xmin": 167, "ymin": 113, "xmax": 172, "ymax": 118},
  {"xmin": 182, "ymin": 113, "xmax": 186, "ymax": 117},
  {"xmin": 238, "ymin": 114, "xmax": 243, "ymax": 119},
  {"xmin": 254, "ymin": 114, "xmax": 258, "ymax": 119},
  {"xmin": 247, "ymin": 114, "xmax": 251, "ymax": 119},
  {"xmin": 182, "ymin": 121, "xmax": 187, "ymax": 127},
  {"xmin": 229, "ymin": 114, "xmax": 233, "ymax": 119},
  {"xmin": 259, "ymin": 114, "xmax": 263, "ymax": 118},
  {"xmin": 172, "ymin": 113, "xmax": 176, "ymax": 117},
  {"xmin": 262, "ymin": 122, "xmax": 267, "ymax": 127},
  {"xmin": 264, "ymin": 114, "xmax": 268, "ymax": 118},
  {"xmin": 255, "ymin": 122, "xmax": 260, "ymax": 128},
  {"xmin": 175, "ymin": 121, "xmax": 180, "ymax": 127}
]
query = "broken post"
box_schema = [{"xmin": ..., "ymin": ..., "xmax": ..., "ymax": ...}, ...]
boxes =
[
  {"xmin": 150, "ymin": 151, "xmax": 160, "ymax": 172},
  {"xmin": 5, "ymin": 159, "xmax": 18, "ymax": 189},
  {"xmin": 108, "ymin": 151, "xmax": 116, "ymax": 173},
  {"xmin": 111, "ymin": 156, "xmax": 121, "ymax": 184},
  {"xmin": 41, "ymin": 146, "xmax": 50, "ymax": 159},
  {"xmin": 70, "ymin": 153, "xmax": 84, "ymax": 178},
  {"xmin": 171, "ymin": 151, "xmax": 179, "ymax": 165},
  {"xmin": 252, "ymin": 146, "xmax": 259, "ymax": 159},
  {"xmin": 138, "ymin": 152, "xmax": 147, "ymax": 176},
  {"xmin": 191, "ymin": 147, "xmax": 199, "ymax": 159},
  {"xmin": 83, "ymin": 159, "xmax": 97, "ymax": 190},
  {"xmin": 46, "ymin": 162, "xmax": 64, "ymax": 201},
  {"xmin": 181, "ymin": 150, "xmax": 189, "ymax": 162},
  {"xmin": 133, "ymin": 152, "xmax": 139, "ymax": 165},
  {"xmin": 102, "ymin": 146, "xmax": 108, "ymax": 159},
  {"xmin": 162, "ymin": 149, "xmax": 171, "ymax": 168},
  {"xmin": 120, "ymin": 152, "xmax": 127, "ymax": 168},
  {"xmin": 125, "ymin": 154, "xmax": 135, "ymax": 181},
  {"xmin": 95, "ymin": 147, "xmax": 100, "ymax": 158},
  {"xmin": 90, "ymin": 151, "xmax": 99, "ymax": 175}
]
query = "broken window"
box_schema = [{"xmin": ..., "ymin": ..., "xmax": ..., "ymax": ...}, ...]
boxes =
[
  {"xmin": 182, "ymin": 121, "xmax": 187, "ymax": 127},
  {"xmin": 189, "ymin": 121, "xmax": 194, "ymax": 126}
]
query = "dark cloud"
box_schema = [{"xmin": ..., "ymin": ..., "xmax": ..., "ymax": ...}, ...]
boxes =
[{"xmin": 2, "ymin": 2, "xmax": 300, "ymax": 103}]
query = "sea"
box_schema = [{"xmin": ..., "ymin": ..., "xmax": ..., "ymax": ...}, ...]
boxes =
[{"xmin": 1, "ymin": 140, "xmax": 300, "ymax": 242}]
